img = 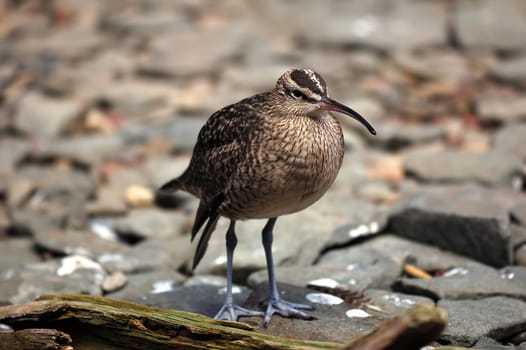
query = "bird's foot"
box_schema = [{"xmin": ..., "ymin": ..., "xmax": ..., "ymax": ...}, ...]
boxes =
[
  {"xmin": 214, "ymin": 303, "xmax": 264, "ymax": 322},
  {"xmin": 261, "ymin": 298, "xmax": 315, "ymax": 327}
]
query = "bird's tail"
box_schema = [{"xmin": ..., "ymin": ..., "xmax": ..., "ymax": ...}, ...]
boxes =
[
  {"xmin": 191, "ymin": 193, "xmax": 225, "ymax": 270},
  {"xmin": 158, "ymin": 177, "xmax": 181, "ymax": 192}
]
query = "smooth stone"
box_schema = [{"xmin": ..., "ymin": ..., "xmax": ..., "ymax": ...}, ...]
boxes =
[
  {"xmin": 454, "ymin": 0, "xmax": 526, "ymax": 50},
  {"xmin": 293, "ymin": 0, "xmax": 447, "ymax": 50},
  {"xmin": 477, "ymin": 95, "xmax": 526, "ymax": 124},
  {"xmin": 0, "ymin": 138, "xmax": 28, "ymax": 175},
  {"xmin": 184, "ymin": 275, "xmax": 227, "ymax": 287},
  {"xmin": 86, "ymin": 185, "xmax": 128, "ymax": 216},
  {"xmin": 0, "ymin": 256, "xmax": 105, "ymax": 305},
  {"xmin": 0, "ymin": 238, "xmax": 40, "ymax": 269},
  {"xmin": 474, "ymin": 336, "xmax": 521, "ymax": 350},
  {"xmin": 489, "ymin": 55, "xmax": 526, "ymax": 86},
  {"xmin": 317, "ymin": 247, "xmax": 402, "ymax": 291},
  {"xmin": 512, "ymin": 202, "xmax": 526, "ymax": 225},
  {"xmin": 6, "ymin": 178, "xmax": 34, "ymax": 209},
  {"xmin": 33, "ymin": 229, "xmax": 126, "ymax": 259},
  {"xmin": 363, "ymin": 289, "xmax": 434, "ymax": 316},
  {"xmin": 393, "ymin": 50, "xmax": 469, "ymax": 80},
  {"xmin": 112, "ymin": 208, "xmax": 189, "ymax": 239},
  {"xmin": 515, "ymin": 245, "xmax": 526, "ymax": 266},
  {"xmin": 493, "ymin": 123, "xmax": 526, "ymax": 159},
  {"xmin": 140, "ymin": 156, "xmax": 191, "ymax": 189},
  {"xmin": 500, "ymin": 266, "xmax": 526, "ymax": 291},
  {"xmin": 438, "ymin": 297, "xmax": 526, "ymax": 346},
  {"xmin": 248, "ymin": 264, "xmax": 387, "ymax": 293},
  {"xmin": 13, "ymin": 92, "xmax": 84, "ymax": 137},
  {"xmin": 404, "ymin": 149, "xmax": 522, "ymax": 186},
  {"xmin": 369, "ymin": 121, "xmax": 445, "ymax": 148},
  {"xmin": 16, "ymin": 166, "xmax": 95, "ymax": 198},
  {"xmin": 394, "ymin": 262, "xmax": 526, "ymax": 300},
  {"xmin": 388, "ymin": 184, "xmax": 524, "ymax": 267},
  {"xmin": 511, "ymin": 224, "xmax": 526, "ymax": 249},
  {"xmin": 105, "ymin": 269, "xmax": 185, "ymax": 301},
  {"xmin": 101, "ymin": 271, "xmax": 128, "ymax": 293},
  {"xmin": 36, "ymin": 135, "xmax": 125, "ymax": 165},
  {"xmin": 346, "ymin": 234, "xmax": 476, "ymax": 271},
  {"xmin": 99, "ymin": 235, "xmax": 192, "ymax": 273}
]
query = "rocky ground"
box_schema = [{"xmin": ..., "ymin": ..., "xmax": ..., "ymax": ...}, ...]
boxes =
[{"xmin": 0, "ymin": 0, "xmax": 526, "ymax": 348}]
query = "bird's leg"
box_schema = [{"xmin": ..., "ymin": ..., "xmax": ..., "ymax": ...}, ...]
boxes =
[
  {"xmin": 214, "ymin": 220, "xmax": 263, "ymax": 321},
  {"xmin": 261, "ymin": 218, "xmax": 314, "ymax": 327}
]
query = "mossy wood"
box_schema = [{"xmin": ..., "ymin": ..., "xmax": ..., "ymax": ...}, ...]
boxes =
[{"xmin": 0, "ymin": 294, "xmax": 449, "ymax": 350}]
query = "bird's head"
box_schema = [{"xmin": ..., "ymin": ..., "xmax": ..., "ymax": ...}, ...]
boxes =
[{"xmin": 275, "ymin": 68, "xmax": 376, "ymax": 135}]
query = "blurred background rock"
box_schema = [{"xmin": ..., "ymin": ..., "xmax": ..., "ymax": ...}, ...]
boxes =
[{"xmin": 0, "ymin": 0, "xmax": 525, "ymax": 346}]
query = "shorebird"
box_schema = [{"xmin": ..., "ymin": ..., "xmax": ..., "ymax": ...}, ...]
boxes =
[{"xmin": 160, "ymin": 68, "xmax": 376, "ymax": 327}]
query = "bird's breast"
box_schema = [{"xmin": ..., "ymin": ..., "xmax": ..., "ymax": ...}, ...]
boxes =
[{"xmin": 223, "ymin": 115, "xmax": 344, "ymax": 220}]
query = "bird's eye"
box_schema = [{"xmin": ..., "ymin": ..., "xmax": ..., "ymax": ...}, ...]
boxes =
[{"xmin": 290, "ymin": 89, "xmax": 302, "ymax": 99}]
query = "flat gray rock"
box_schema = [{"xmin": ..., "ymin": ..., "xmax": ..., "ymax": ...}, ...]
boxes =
[
  {"xmin": 98, "ymin": 235, "xmax": 192, "ymax": 273},
  {"xmin": 438, "ymin": 297, "xmax": 526, "ymax": 346},
  {"xmin": 0, "ymin": 256, "xmax": 105, "ymax": 305},
  {"xmin": 344, "ymin": 234, "xmax": 476, "ymax": 271},
  {"xmin": 404, "ymin": 149, "xmax": 522, "ymax": 186},
  {"xmin": 493, "ymin": 123, "xmax": 526, "ymax": 159},
  {"xmin": 389, "ymin": 184, "xmax": 524, "ymax": 267},
  {"xmin": 0, "ymin": 238, "xmax": 40, "ymax": 269},
  {"xmin": 13, "ymin": 92, "xmax": 84, "ymax": 137},
  {"xmin": 477, "ymin": 95, "xmax": 526, "ymax": 124},
  {"xmin": 454, "ymin": 0, "xmax": 526, "ymax": 50},
  {"xmin": 394, "ymin": 262, "xmax": 526, "ymax": 300},
  {"xmin": 112, "ymin": 208, "xmax": 189, "ymax": 240},
  {"xmin": 106, "ymin": 269, "xmax": 186, "ymax": 302},
  {"xmin": 33, "ymin": 229, "xmax": 127, "ymax": 259},
  {"xmin": 489, "ymin": 55, "xmax": 526, "ymax": 87}
]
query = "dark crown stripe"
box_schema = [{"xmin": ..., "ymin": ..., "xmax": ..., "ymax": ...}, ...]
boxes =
[{"xmin": 290, "ymin": 69, "xmax": 326, "ymax": 95}]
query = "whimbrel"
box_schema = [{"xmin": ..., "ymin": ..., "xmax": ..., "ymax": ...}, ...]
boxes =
[{"xmin": 160, "ymin": 68, "xmax": 376, "ymax": 327}]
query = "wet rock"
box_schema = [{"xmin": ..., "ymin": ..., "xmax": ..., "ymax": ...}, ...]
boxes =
[
  {"xmin": 291, "ymin": 0, "xmax": 447, "ymax": 50},
  {"xmin": 13, "ymin": 92, "xmax": 84, "ymax": 137},
  {"xmin": 0, "ymin": 238, "xmax": 40, "ymax": 269},
  {"xmin": 477, "ymin": 95, "xmax": 526, "ymax": 124},
  {"xmin": 489, "ymin": 55, "xmax": 526, "ymax": 86},
  {"xmin": 500, "ymin": 266, "xmax": 526, "ymax": 291},
  {"xmin": 33, "ymin": 229, "xmax": 126, "ymax": 259},
  {"xmin": 388, "ymin": 184, "xmax": 524, "ymax": 267},
  {"xmin": 394, "ymin": 262, "xmax": 526, "ymax": 300},
  {"xmin": 404, "ymin": 150, "xmax": 522, "ymax": 186},
  {"xmin": 99, "ymin": 235, "xmax": 192, "ymax": 273},
  {"xmin": 184, "ymin": 275, "xmax": 227, "ymax": 287},
  {"xmin": 438, "ymin": 297, "xmax": 526, "ymax": 346},
  {"xmin": 105, "ymin": 269, "xmax": 185, "ymax": 301},
  {"xmin": 0, "ymin": 255, "xmax": 105, "ymax": 305},
  {"xmin": 112, "ymin": 208, "xmax": 189, "ymax": 240},
  {"xmin": 136, "ymin": 284, "xmax": 252, "ymax": 319},
  {"xmin": 454, "ymin": 0, "xmax": 526, "ymax": 50},
  {"xmin": 493, "ymin": 123, "xmax": 526, "ymax": 159}
]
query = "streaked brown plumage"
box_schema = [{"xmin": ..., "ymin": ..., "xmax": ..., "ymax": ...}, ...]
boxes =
[{"xmin": 160, "ymin": 68, "xmax": 376, "ymax": 326}]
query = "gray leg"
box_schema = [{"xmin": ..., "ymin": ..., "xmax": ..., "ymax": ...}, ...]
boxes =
[
  {"xmin": 261, "ymin": 218, "xmax": 314, "ymax": 327},
  {"xmin": 214, "ymin": 220, "xmax": 263, "ymax": 321}
]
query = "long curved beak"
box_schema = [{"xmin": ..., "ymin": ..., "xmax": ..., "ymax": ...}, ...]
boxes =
[{"xmin": 318, "ymin": 97, "xmax": 376, "ymax": 135}]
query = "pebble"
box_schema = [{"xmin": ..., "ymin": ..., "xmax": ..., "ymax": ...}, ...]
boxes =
[{"xmin": 101, "ymin": 271, "xmax": 128, "ymax": 293}]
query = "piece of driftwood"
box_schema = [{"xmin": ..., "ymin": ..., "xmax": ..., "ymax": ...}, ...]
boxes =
[
  {"xmin": 341, "ymin": 304, "xmax": 448, "ymax": 350},
  {"xmin": 0, "ymin": 328, "xmax": 73, "ymax": 350},
  {"xmin": 0, "ymin": 294, "xmax": 449, "ymax": 350}
]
